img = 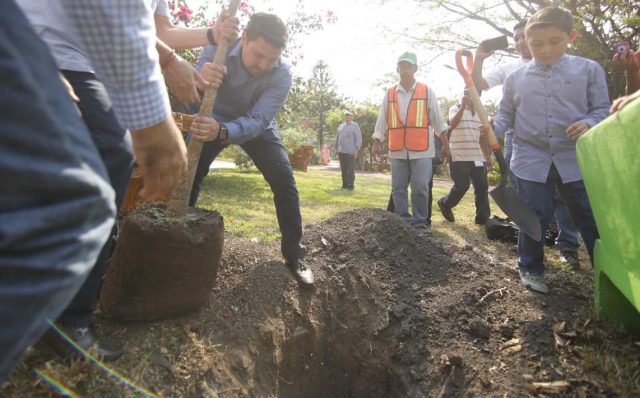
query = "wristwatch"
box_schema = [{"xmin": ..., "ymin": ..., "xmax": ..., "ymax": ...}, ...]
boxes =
[{"xmin": 218, "ymin": 124, "xmax": 229, "ymax": 144}]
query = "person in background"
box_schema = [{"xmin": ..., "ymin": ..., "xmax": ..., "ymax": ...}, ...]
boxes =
[
  {"xmin": 473, "ymin": 19, "xmax": 582, "ymax": 268},
  {"xmin": 1, "ymin": 0, "xmax": 188, "ymax": 381},
  {"xmin": 334, "ymin": 110, "xmax": 362, "ymax": 190},
  {"xmin": 611, "ymin": 46, "xmax": 640, "ymax": 113},
  {"xmin": 372, "ymin": 51, "xmax": 450, "ymax": 230},
  {"xmin": 437, "ymin": 89, "xmax": 491, "ymax": 225},
  {"xmin": 187, "ymin": 13, "xmax": 314, "ymax": 287},
  {"xmin": 490, "ymin": 6, "xmax": 609, "ymax": 294}
]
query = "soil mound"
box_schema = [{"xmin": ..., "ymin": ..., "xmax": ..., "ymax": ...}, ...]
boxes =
[{"xmin": 117, "ymin": 207, "xmax": 597, "ymax": 397}]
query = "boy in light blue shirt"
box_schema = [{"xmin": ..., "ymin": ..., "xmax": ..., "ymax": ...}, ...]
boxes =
[{"xmin": 491, "ymin": 6, "xmax": 610, "ymax": 294}]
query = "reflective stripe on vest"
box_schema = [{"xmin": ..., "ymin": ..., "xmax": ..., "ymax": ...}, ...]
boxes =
[{"xmin": 386, "ymin": 83, "xmax": 429, "ymax": 151}]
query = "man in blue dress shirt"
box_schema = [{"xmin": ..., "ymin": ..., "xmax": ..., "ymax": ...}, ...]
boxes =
[
  {"xmin": 490, "ymin": 6, "xmax": 609, "ymax": 294},
  {"xmin": 187, "ymin": 13, "xmax": 314, "ymax": 287}
]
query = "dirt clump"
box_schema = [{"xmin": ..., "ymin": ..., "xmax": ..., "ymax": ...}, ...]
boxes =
[{"xmin": 99, "ymin": 204, "xmax": 224, "ymax": 321}]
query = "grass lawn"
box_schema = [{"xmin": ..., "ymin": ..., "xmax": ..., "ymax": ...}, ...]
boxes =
[
  {"xmin": 195, "ymin": 167, "xmax": 484, "ymax": 243},
  {"xmin": 196, "ymin": 166, "xmax": 506, "ymax": 249}
]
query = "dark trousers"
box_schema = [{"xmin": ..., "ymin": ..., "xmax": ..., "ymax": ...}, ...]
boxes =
[
  {"xmin": 0, "ymin": 1, "xmax": 115, "ymax": 380},
  {"xmin": 441, "ymin": 161, "xmax": 490, "ymax": 224},
  {"xmin": 191, "ymin": 132, "xmax": 305, "ymax": 260},
  {"xmin": 56, "ymin": 71, "xmax": 134, "ymax": 328},
  {"xmin": 387, "ymin": 177, "xmax": 434, "ymax": 225},
  {"xmin": 515, "ymin": 165, "xmax": 598, "ymax": 276},
  {"xmin": 338, "ymin": 152, "xmax": 356, "ymax": 188}
]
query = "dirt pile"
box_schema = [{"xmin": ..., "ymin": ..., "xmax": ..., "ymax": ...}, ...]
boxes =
[{"xmin": 106, "ymin": 207, "xmax": 604, "ymax": 397}]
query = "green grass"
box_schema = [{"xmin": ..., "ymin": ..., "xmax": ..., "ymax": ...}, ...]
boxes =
[{"xmin": 196, "ymin": 168, "xmax": 460, "ymax": 243}]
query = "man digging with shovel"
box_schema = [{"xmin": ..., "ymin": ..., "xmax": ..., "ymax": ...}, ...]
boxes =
[{"xmin": 187, "ymin": 13, "xmax": 314, "ymax": 287}]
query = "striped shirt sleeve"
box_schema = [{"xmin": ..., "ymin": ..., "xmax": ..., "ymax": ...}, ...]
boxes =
[{"xmin": 61, "ymin": 0, "xmax": 171, "ymax": 131}]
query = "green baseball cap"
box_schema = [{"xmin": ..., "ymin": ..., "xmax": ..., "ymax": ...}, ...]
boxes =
[{"xmin": 397, "ymin": 51, "xmax": 417, "ymax": 65}]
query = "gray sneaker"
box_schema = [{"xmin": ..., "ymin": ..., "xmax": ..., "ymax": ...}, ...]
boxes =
[{"xmin": 518, "ymin": 269, "xmax": 549, "ymax": 294}]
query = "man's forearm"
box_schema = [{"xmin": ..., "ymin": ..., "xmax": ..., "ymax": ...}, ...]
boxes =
[
  {"xmin": 471, "ymin": 55, "xmax": 489, "ymax": 91},
  {"xmin": 154, "ymin": 14, "xmax": 209, "ymax": 49}
]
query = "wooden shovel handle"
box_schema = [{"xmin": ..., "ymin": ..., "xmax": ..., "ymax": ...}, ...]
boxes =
[
  {"xmin": 455, "ymin": 49, "xmax": 500, "ymax": 150},
  {"xmin": 166, "ymin": 0, "xmax": 241, "ymax": 217}
]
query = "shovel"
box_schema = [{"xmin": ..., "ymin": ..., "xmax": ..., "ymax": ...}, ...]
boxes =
[{"xmin": 455, "ymin": 49, "xmax": 541, "ymax": 241}]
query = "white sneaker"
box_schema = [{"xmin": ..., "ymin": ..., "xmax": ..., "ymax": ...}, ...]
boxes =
[{"xmin": 519, "ymin": 269, "xmax": 549, "ymax": 294}]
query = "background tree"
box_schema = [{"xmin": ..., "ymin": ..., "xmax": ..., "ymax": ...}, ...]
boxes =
[
  {"xmin": 306, "ymin": 61, "xmax": 342, "ymax": 150},
  {"xmin": 392, "ymin": 0, "xmax": 639, "ymax": 99}
]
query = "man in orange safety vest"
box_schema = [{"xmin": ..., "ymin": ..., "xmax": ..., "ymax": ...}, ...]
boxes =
[{"xmin": 372, "ymin": 51, "xmax": 451, "ymax": 229}]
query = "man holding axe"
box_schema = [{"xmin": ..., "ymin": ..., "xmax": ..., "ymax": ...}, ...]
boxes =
[{"xmin": 187, "ymin": 13, "xmax": 314, "ymax": 287}]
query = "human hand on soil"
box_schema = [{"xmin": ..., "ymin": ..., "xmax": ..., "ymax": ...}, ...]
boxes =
[
  {"xmin": 565, "ymin": 121, "xmax": 589, "ymax": 140},
  {"xmin": 611, "ymin": 89, "xmax": 640, "ymax": 113},
  {"xmin": 163, "ymin": 57, "xmax": 208, "ymax": 103},
  {"xmin": 131, "ymin": 117, "xmax": 187, "ymax": 201},
  {"xmin": 190, "ymin": 116, "xmax": 220, "ymax": 142},
  {"xmin": 199, "ymin": 63, "xmax": 227, "ymax": 90}
]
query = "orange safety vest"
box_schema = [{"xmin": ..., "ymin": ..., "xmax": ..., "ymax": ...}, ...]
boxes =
[{"xmin": 386, "ymin": 83, "xmax": 429, "ymax": 151}]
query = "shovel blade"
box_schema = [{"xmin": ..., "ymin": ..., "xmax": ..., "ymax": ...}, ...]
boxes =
[{"xmin": 490, "ymin": 186, "xmax": 542, "ymax": 241}]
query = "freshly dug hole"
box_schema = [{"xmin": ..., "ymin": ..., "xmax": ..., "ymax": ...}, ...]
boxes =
[
  {"xmin": 99, "ymin": 204, "xmax": 224, "ymax": 320},
  {"xmin": 191, "ymin": 209, "xmax": 457, "ymax": 397}
]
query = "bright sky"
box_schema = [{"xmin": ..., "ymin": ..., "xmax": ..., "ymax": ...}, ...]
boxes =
[{"xmin": 197, "ymin": 0, "xmax": 513, "ymax": 104}]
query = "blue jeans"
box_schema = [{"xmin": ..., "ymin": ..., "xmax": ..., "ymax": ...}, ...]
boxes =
[
  {"xmin": 553, "ymin": 195, "xmax": 581, "ymax": 252},
  {"xmin": 391, "ymin": 157, "xmax": 433, "ymax": 227},
  {"xmin": 190, "ymin": 130, "xmax": 305, "ymax": 260},
  {"xmin": 56, "ymin": 71, "xmax": 134, "ymax": 329},
  {"xmin": 0, "ymin": 1, "xmax": 115, "ymax": 381},
  {"xmin": 442, "ymin": 161, "xmax": 491, "ymax": 224},
  {"xmin": 338, "ymin": 152, "xmax": 356, "ymax": 188},
  {"xmin": 514, "ymin": 165, "xmax": 598, "ymax": 276},
  {"xmin": 506, "ymin": 131, "xmax": 578, "ymax": 251}
]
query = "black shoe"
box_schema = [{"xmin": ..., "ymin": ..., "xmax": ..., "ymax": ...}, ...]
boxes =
[
  {"xmin": 437, "ymin": 198, "xmax": 455, "ymax": 222},
  {"xmin": 560, "ymin": 250, "xmax": 580, "ymax": 269},
  {"xmin": 40, "ymin": 325, "xmax": 124, "ymax": 362},
  {"xmin": 285, "ymin": 258, "xmax": 314, "ymax": 287}
]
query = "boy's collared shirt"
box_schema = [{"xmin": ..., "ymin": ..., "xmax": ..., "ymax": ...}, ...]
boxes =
[
  {"xmin": 494, "ymin": 54, "xmax": 610, "ymax": 184},
  {"xmin": 195, "ymin": 40, "xmax": 293, "ymax": 145}
]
